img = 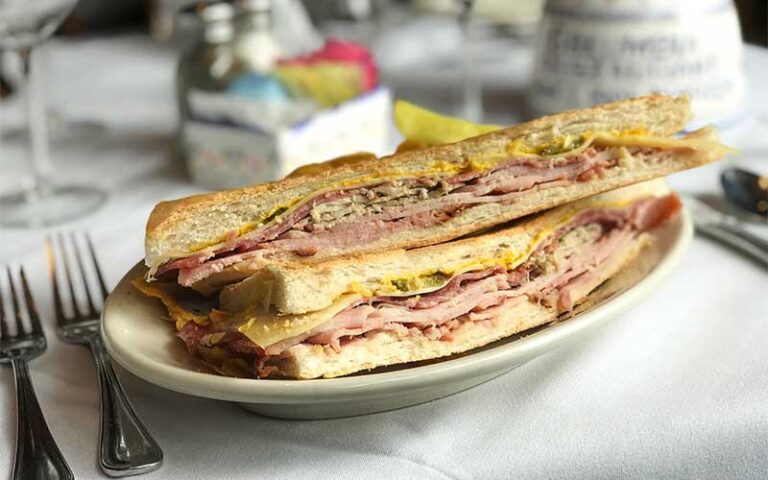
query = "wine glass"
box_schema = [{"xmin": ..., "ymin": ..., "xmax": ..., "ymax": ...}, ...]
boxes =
[{"xmin": 0, "ymin": 0, "xmax": 105, "ymax": 228}]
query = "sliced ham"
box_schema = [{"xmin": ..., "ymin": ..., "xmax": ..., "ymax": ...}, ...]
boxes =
[
  {"xmin": 290, "ymin": 220, "xmax": 637, "ymax": 355},
  {"xmin": 161, "ymin": 147, "xmax": 636, "ymax": 283},
  {"xmin": 177, "ymin": 322, "xmax": 207, "ymax": 351},
  {"xmin": 406, "ymin": 267, "xmax": 505, "ymax": 309},
  {"xmin": 177, "ymin": 250, "xmax": 267, "ymax": 286},
  {"xmin": 632, "ymin": 193, "xmax": 682, "ymax": 230}
]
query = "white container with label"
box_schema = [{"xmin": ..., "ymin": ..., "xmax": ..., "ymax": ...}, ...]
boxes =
[
  {"xmin": 529, "ymin": 0, "xmax": 746, "ymax": 129},
  {"xmin": 184, "ymin": 87, "xmax": 392, "ymax": 189}
]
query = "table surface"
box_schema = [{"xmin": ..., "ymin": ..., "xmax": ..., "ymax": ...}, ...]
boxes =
[{"xmin": 1, "ymin": 34, "xmax": 767, "ymax": 480}]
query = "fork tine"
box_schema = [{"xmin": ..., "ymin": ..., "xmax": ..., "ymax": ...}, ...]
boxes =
[
  {"xmin": 57, "ymin": 232, "xmax": 82, "ymax": 320},
  {"xmin": 20, "ymin": 267, "xmax": 43, "ymax": 335},
  {"xmin": 86, "ymin": 233, "xmax": 109, "ymax": 300},
  {"xmin": 71, "ymin": 232, "xmax": 98, "ymax": 317},
  {"xmin": 46, "ymin": 235, "xmax": 68, "ymax": 325},
  {"xmin": 0, "ymin": 271, "xmax": 7, "ymax": 338},
  {"xmin": 6, "ymin": 266, "xmax": 24, "ymax": 335}
]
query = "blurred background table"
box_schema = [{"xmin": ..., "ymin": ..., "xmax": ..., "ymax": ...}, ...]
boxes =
[{"xmin": 0, "ymin": 32, "xmax": 767, "ymax": 480}]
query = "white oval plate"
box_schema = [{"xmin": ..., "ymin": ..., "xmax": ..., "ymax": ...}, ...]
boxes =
[{"xmin": 103, "ymin": 212, "xmax": 692, "ymax": 419}]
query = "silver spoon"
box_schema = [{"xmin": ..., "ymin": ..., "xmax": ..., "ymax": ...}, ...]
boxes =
[{"xmin": 721, "ymin": 167, "xmax": 768, "ymax": 220}]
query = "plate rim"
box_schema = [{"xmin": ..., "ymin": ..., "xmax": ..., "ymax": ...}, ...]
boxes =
[{"xmin": 103, "ymin": 211, "xmax": 693, "ymax": 404}]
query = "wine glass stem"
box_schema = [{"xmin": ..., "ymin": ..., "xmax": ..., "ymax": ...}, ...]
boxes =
[
  {"xmin": 459, "ymin": 1, "xmax": 481, "ymax": 121},
  {"xmin": 18, "ymin": 47, "xmax": 52, "ymax": 198}
]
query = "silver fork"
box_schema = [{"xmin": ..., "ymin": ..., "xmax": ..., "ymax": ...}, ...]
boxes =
[
  {"xmin": 47, "ymin": 233, "xmax": 163, "ymax": 477},
  {"xmin": 1, "ymin": 266, "xmax": 74, "ymax": 480}
]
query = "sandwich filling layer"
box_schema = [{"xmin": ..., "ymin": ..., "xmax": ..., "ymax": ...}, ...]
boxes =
[
  {"xmin": 159, "ymin": 145, "xmax": 668, "ymax": 285},
  {"xmin": 169, "ymin": 193, "xmax": 680, "ymax": 378}
]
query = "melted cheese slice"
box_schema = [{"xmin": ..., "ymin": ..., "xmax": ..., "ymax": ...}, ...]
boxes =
[
  {"xmin": 213, "ymin": 294, "xmax": 362, "ymax": 348},
  {"xmin": 132, "ymin": 278, "xmax": 211, "ymax": 329}
]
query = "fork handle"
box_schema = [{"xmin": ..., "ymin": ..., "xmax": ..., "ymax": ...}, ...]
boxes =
[
  {"xmin": 88, "ymin": 336, "xmax": 163, "ymax": 477},
  {"xmin": 11, "ymin": 358, "xmax": 74, "ymax": 480}
]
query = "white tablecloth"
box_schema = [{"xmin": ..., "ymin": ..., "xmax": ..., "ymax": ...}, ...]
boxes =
[{"xmin": 1, "ymin": 35, "xmax": 767, "ymax": 480}]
